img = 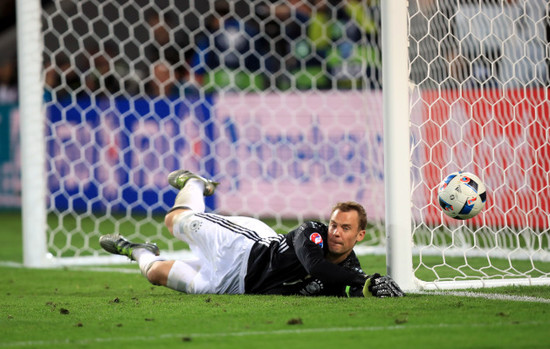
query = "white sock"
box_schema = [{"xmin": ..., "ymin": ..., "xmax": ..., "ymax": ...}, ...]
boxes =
[
  {"xmin": 166, "ymin": 260, "xmax": 199, "ymax": 293},
  {"xmin": 173, "ymin": 179, "xmax": 205, "ymax": 213},
  {"xmin": 132, "ymin": 249, "xmax": 165, "ymax": 278}
]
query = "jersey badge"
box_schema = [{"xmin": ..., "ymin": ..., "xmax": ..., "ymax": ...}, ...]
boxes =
[{"xmin": 309, "ymin": 232, "xmax": 324, "ymax": 247}]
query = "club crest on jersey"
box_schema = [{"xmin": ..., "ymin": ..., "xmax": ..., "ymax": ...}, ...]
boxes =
[{"xmin": 309, "ymin": 232, "xmax": 323, "ymax": 247}]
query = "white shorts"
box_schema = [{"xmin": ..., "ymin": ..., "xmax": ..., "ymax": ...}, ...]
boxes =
[{"xmin": 171, "ymin": 211, "xmax": 278, "ymax": 294}]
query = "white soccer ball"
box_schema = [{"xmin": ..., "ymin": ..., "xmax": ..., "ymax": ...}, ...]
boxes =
[{"xmin": 437, "ymin": 171, "xmax": 487, "ymax": 220}]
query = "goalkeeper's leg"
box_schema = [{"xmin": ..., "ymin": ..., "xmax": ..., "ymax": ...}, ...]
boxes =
[
  {"xmin": 164, "ymin": 169, "xmax": 216, "ymax": 235},
  {"xmin": 143, "ymin": 170, "xmax": 211, "ymax": 291},
  {"xmin": 97, "ymin": 232, "xmax": 204, "ymax": 292},
  {"xmin": 101, "ymin": 170, "xmax": 220, "ymax": 292},
  {"xmin": 98, "ymin": 233, "xmax": 171, "ymax": 286},
  {"xmin": 147, "ymin": 259, "xmax": 200, "ymax": 292}
]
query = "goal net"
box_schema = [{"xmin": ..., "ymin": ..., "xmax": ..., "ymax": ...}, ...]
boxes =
[
  {"xmin": 408, "ymin": 0, "xmax": 549, "ymax": 289},
  {"xmin": 13, "ymin": 0, "xmax": 550, "ymax": 289}
]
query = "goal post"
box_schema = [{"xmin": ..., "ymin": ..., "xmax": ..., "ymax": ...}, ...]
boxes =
[
  {"xmin": 381, "ymin": 0, "xmax": 415, "ymax": 291},
  {"xmin": 17, "ymin": 0, "xmax": 48, "ymax": 268},
  {"xmin": 13, "ymin": 0, "xmax": 550, "ymax": 290}
]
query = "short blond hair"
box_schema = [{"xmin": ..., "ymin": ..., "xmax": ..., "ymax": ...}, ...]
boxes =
[{"xmin": 330, "ymin": 201, "xmax": 367, "ymax": 230}]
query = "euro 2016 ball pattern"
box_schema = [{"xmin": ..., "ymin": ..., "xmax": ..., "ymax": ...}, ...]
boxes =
[{"xmin": 437, "ymin": 171, "xmax": 487, "ymax": 220}]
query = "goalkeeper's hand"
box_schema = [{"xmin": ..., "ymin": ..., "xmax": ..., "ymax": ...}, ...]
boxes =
[{"xmin": 362, "ymin": 273, "xmax": 405, "ymax": 298}]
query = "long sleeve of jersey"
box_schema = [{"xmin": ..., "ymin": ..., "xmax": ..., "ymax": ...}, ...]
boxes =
[{"xmin": 291, "ymin": 222, "xmax": 366, "ymax": 287}]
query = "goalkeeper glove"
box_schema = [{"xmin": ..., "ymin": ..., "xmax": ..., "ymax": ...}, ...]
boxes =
[
  {"xmin": 298, "ymin": 279, "xmax": 324, "ymax": 296},
  {"xmin": 362, "ymin": 273, "xmax": 405, "ymax": 298}
]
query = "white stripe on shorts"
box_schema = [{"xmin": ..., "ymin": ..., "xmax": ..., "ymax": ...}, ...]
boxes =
[{"xmin": 196, "ymin": 213, "xmax": 290, "ymax": 252}]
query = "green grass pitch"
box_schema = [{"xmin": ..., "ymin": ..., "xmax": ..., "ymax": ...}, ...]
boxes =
[{"xmin": 1, "ymin": 210, "xmax": 549, "ymax": 348}]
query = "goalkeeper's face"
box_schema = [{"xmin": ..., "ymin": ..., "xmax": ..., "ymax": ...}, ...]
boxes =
[{"xmin": 326, "ymin": 209, "xmax": 366, "ymax": 262}]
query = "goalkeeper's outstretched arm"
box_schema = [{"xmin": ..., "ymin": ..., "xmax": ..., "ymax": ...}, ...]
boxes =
[{"xmin": 296, "ymin": 273, "xmax": 406, "ymax": 298}]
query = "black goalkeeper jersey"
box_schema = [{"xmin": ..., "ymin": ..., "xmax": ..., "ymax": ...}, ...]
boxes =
[{"xmin": 244, "ymin": 221, "xmax": 367, "ymax": 296}]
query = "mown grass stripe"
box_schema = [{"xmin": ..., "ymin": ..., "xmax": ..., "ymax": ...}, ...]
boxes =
[
  {"xmin": 417, "ymin": 290, "xmax": 550, "ymax": 304},
  {"xmin": 2, "ymin": 321, "xmax": 548, "ymax": 347}
]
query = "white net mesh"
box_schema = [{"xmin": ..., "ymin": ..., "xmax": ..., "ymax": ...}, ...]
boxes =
[
  {"xmin": 16, "ymin": 0, "xmax": 549, "ymax": 286},
  {"xmin": 40, "ymin": 0, "xmax": 386, "ymax": 261},
  {"xmin": 409, "ymin": 0, "xmax": 550, "ymax": 287}
]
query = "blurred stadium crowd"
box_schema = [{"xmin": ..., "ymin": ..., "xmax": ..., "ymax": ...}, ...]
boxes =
[
  {"xmin": 0, "ymin": 0, "xmax": 17, "ymax": 103},
  {"xmin": 2, "ymin": 0, "xmax": 383, "ymax": 104},
  {"xmin": 1, "ymin": 0, "xmax": 548, "ymax": 104}
]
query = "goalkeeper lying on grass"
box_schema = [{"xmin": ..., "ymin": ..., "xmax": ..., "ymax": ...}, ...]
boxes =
[{"xmin": 100, "ymin": 170, "xmax": 404, "ymax": 298}]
